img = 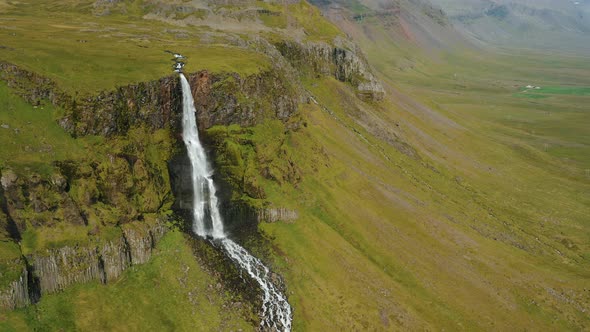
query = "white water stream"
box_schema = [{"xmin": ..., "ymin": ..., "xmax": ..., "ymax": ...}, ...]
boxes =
[{"xmin": 179, "ymin": 74, "xmax": 292, "ymax": 331}]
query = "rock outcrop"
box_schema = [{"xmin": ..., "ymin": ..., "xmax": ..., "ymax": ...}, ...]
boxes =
[
  {"xmin": 30, "ymin": 219, "xmax": 165, "ymax": 296},
  {"xmin": 187, "ymin": 69, "xmax": 301, "ymax": 131},
  {"xmin": 59, "ymin": 76, "xmax": 182, "ymax": 137},
  {"xmin": 0, "ymin": 218, "xmax": 166, "ymax": 309},
  {"xmin": 257, "ymin": 207, "xmax": 298, "ymax": 223},
  {"xmin": 122, "ymin": 220, "xmax": 166, "ymax": 265},
  {"xmin": 33, "ymin": 245, "xmax": 107, "ymax": 295},
  {"xmin": 275, "ymin": 39, "xmax": 385, "ymax": 101},
  {"xmin": 0, "ymin": 264, "xmax": 29, "ymax": 310},
  {"xmin": 0, "ymin": 62, "xmax": 66, "ymax": 107}
]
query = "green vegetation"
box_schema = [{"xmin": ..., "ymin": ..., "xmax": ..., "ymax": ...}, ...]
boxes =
[
  {"xmin": 0, "ymin": 78, "xmax": 177, "ymax": 254},
  {"xmin": 517, "ymin": 86, "xmax": 590, "ymax": 97},
  {"xmin": 0, "ymin": 231, "xmax": 254, "ymax": 331},
  {"xmin": 1, "ymin": 0, "xmax": 589, "ymax": 330},
  {"xmin": 255, "ymin": 73, "xmax": 590, "ymax": 330},
  {"xmin": 201, "ymin": 13, "xmax": 590, "ymax": 329},
  {"xmin": 0, "ymin": 3, "xmax": 269, "ymax": 94},
  {"xmin": 0, "ymin": 82, "xmax": 85, "ymax": 174},
  {"xmin": 258, "ymin": 1, "xmax": 343, "ymax": 41},
  {"xmin": 0, "ymin": 241, "xmax": 22, "ymax": 289}
]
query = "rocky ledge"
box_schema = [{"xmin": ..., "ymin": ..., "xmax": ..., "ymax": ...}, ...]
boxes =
[
  {"xmin": 275, "ymin": 39, "xmax": 385, "ymax": 101},
  {"xmin": 0, "ymin": 219, "xmax": 166, "ymax": 310}
]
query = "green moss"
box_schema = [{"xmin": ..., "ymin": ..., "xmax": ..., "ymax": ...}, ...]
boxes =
[
  {"xmin": 0, "ymin": 241, "xmax": 24, "ymax": 289},
  {"xmin": 0, "ymin": 82, "xmax": 86, "ymax": 175},
  {"xmin": 21, "ymin": 224, "xmax": 90, "ymax": 255},
  {"xmin": 19, "ymin": 229, "xmax": 37, "ymax": 256}
]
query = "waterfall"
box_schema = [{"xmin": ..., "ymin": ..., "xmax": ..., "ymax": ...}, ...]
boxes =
[{"xmin": 179, "ymin": 74, "xmax": 292, "ymax": 331}]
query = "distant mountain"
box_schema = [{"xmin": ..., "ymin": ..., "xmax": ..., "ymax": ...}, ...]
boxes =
[
  {"xmin": 429, "ymin": 0, "xmax": 590, "ymax": 53},
  {"xmin": 308, "ymin": 0, "xmax": 467, "ymax": 51}
]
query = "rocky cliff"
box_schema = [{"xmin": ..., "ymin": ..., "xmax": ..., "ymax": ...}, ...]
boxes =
[
  {"xmin": 0, "ymin": 132, "xmax": 173, "ymax": 308},
  {"xmin": 0, "ymin": 220, "xmax": 166, "ymax": 310},
  {"xmin": 30, "ymin": 218, "xmax": 165, "ymax": 296},
  {"xmin": 275, "ymin": 39, "xmax": 385, "ymax": 101},
  {"xmin": 0, "ymin": 61, "xmax": 303, "ymax": 137}
]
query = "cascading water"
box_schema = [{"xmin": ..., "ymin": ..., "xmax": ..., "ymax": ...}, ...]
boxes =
[
  {"xmin": 179, "ymin": 73, "xmax": 292, "ymax": 331},
  {"xmin": 180, "ymin": 74, "xmax": 225, "ymax": 239}
]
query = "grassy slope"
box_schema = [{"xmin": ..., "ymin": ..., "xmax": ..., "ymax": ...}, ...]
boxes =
[
  {"xmin": 0, "ymin": 82, "xmax": 86, "ymax": 174},
  {"xmin": 0, "ymin": 2, "xmax": 269, "ymax": 94},
  {"xmin": 1, "ymin": 231, "xmax": 254, "ymax": 331},
  {"xmin": 259, "ymin": 78, "xmax": 589, "ymax": 330},
  {"xmin": 255, "ymin": 13, "xmax": 590, "ymax": 331},
  {"xmin": 0, "ymin": 0, "xmax": 589, "ymax": 331}
]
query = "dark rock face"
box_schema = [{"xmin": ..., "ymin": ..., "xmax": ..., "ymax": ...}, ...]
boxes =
[
  {"xmin": 60, "ymin": 76, "xmax": 182, "ymax": 136},
  {"xmin": 188, "ymin": 70, "xmax": 300, "ymax": 131},
  {"xmin": 0, "ymin": 61, "xmax": 302, "ymax": 138},
  {"xmin": 167, "ymin": 141, "xmax": 260, "ymax": 237}
]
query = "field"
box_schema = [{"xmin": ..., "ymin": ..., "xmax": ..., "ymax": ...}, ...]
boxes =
[{"xmin": 0, "ymin": 2, "xmax": 270, "ymax": 94}]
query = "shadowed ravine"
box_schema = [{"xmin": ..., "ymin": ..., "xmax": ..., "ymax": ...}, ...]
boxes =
[{"xmin": 179, "ymin": 73, "xmax": 293, "ymax": 331}]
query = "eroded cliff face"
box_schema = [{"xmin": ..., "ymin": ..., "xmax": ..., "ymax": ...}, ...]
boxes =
[
  {"xmin": 31, "ymin": 218, "xmax": 165, "ymax": 296},
  {"xmin": 0, "ymin": 62, "xmax": 303, "ymax": 138},
  {"xmin": 0, "ymin": 65, "xmax": 291, "ymax": 136},
  {"xmin": 0, "ymin": 160, "xmax": 170, "ymax": 309},
  {"xmin": 275, "ymin": 39, "xmax": 385, "ymax": 101}
]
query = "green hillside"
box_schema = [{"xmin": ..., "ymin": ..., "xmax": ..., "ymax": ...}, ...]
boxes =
[{"xmin": 0, "ymin": 0, "xmax": 588, "ymax": 331}]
